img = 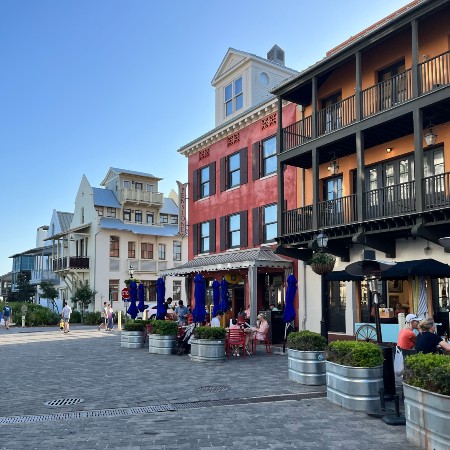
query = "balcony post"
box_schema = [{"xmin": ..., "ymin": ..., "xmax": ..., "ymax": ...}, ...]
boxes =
[
  {"xmin": 355, "ymin": 51, "xmax": 362, "ymax": 121},
  {"xmin": 356, "ymin": 131, "xmax": 365, "ymax": 222},
  {"xmin": 413, "ymin": 108, "xmax": 424, "ymax": 212},
  {"xmin": 411, "ymin": 19, "xmax": 419, "ymax": 98},
  {"xmin": 277, "ymin": 96, "xmax": 286, "ymax": 235},
  {"xmin": 312, "ymin": 77, "xmax": 317, "ymax": 139},
  {"xmin": 312, "ymin": 147, "xmax": 319, "ymax": 230}
]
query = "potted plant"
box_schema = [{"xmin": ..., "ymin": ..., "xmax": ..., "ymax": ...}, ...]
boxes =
[
  {"xmin": 403, "ymin": 353, "xmax": 450, "ymax": 450},
  {"xmin": 310, "ymin": 252, "xmax": 336, "ymax": 275},
  {"xmin": 326, "ymin": 340, "xmax": 384, "ymax": 412},
  {"xmin": 190, "ymin": 326, "xmax": 227, "ymax": 362},
  {"xmin": 148, "ymin": 320, "xmax": 179, "ymax": 355},
  {"xmin": 121, "ymin": 320, "xmax": 145, "ymax": 349},
  {"xmin": 287, "ymin": 331, "xmax": 327, "ymax": 385}
]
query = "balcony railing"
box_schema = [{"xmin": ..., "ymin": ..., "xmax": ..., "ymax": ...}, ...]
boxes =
[
  {"xmin": 30, "ymin": 270, "xmax": 59, "ymax": 285},
  {"xmin": 423, "ymin": 172, "xmax": 450, "ymax": 210},
  {"xmin": 120, "ymin": 188, "xmax": 164, "ymax": 205},
  {"xmin": 420, "ymin": 51, "xmax": 450, "ymax": 94},
  {"xmin": 317, "ymin": 95, "xmax": 356, "ymax": 135},
  {"xmin": 282, "ymin": 116, "xmax": 312, "ymax": 152},
  {"xmin": 283, "ymin": 205, "xmax": 313, "ymax": 234},
  {"xmin": 53, "ymin": 257, "xmax": 89, "ymax": 271},
  {"xmin": 318, "ymin": 194, "xmax": 357, "ymax": 228}
]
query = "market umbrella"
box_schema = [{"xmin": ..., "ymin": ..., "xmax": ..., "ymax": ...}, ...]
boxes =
[
  {"xmin": 416, "ymin": 276, "xmax": 428, "ymax": 318},
  {"xmin": 220, "ymin": 277, "xmax": 229, "ymax": 312},
  {"xmin": 137, "ymin": 283, "xmax": 147, "ymax": 313},
  {"xmin": 282, "ymin": 274, "xmax": 297, "ymax": 351},
  {"xmin": 192, "ymin": 273, "xmax": 206, "ymax": 323},
  {"xmin": 156, "ymin": 277, "xmax": 166, "ymax": 320},
  {"xmin": 212, "ymin": 279, "xmax": 221, "ymax": 318},
  {"xmin": 127, "ymin": 280, "xmax": 139, "ymax": 319}
]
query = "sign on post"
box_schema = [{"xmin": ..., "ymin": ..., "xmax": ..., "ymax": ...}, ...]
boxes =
[{"xmin": 121, "ymin": 288, "xmax": 130, "ymax": 300}]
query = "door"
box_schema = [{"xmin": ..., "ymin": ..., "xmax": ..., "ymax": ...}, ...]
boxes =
[
  {"xmin": 424, "ymin": 147, "xmax": 446, "ymax": 208},
  {"xmin": 378, "ymin": 60, "xmax": 405, "ymax": 110},
  {"xmin": 328, "ymin": 281, "xmax": 346, "ymax": 333},
  {"xmin": 322, "ymin": 176, "xmax": 343, "ymax": 226},
  {"xmin": 321, "ymin": 92, "xmax": 342, "ymax": 133}
]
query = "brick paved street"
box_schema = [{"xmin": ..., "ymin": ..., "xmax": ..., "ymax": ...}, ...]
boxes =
[{"xmin": 0, "ymin": 326, "xmax": 418, "ymax": 449}]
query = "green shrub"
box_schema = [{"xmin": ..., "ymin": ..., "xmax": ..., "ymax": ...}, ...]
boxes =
[
  {"xmin": 84, "ymin": 311, "xmax": 102, "ymax": 325},
  {"xmin": 0, "ymin": 302, "xmax": 60, "ymax": 326},
  {"xmin": 326, "ymin": 341, "xmax": 384, "ymax": 368},
  {"xmin": 194, "ymin": 326, "xmax": 226, "ymax": 340},
  {"xmin": 287, "ymin": 331, "xmax": 327, "ymax": 351},
  {"xmin": 149, "ymin": 320, "xmax": 178, "ymax": 336},
  {"xmin": 70, "ymin": 310, "xmax": 82, "ymax": 323},
  {"xmin": 123, "ymin": 321, "xmax": 145, "ymax": 332},
  {"xmin": 404, "ymin": 353, "xmax": 450, "ymax": 396}
]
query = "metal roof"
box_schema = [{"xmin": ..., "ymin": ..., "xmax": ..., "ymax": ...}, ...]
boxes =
[
  {"xmin": 93, "ymin": 188, "xmax": 121, "ymax": 208},
  {"xmin": 161, "ymin": 197, "xmax": 178, "ymax": 215},
  {"xmin": 161, "ymin": 246, "xmax": 292, "ymax": 276},
  {"xmin": 110, "ymin": 167, "xmax": 160, "ymax": 180},
  {"xmin": 99, "ymin": 218, "xmax": 179, "ymax": 237},
  {"xmin": 56, "ymin": 212, "xmax": 73, "ymax": 232}
]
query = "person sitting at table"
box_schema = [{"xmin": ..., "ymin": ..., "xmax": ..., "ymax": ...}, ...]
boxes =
[
  {"xmin": 415, "ymin": 318, "xmax": 450, "ymax": 354},
  {"xmin": 269, "ymin": 304, "xmax": 279, "ymax": 311},
  {"xmin": 397, "ymin": 314, "xmax": 420, "ymax": 351},
  {"xmin": 227, "ymin": 318, "xmax": 242, "ymax": 356},
  {"xmin": 210, "ymin": 310, "xmax": 223, "ymax": 327}
]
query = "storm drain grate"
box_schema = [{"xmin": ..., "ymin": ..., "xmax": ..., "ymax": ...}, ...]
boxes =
[
  {"xmin": 0, "ymin": 392, "xmax": 326, "ymax": 425},
  {"xmin": 44, "ymin": 398, "xmax": 84, "ymax": 407},
  {"xmin": 197, "ymin": 385, "xmax": 229, "ymax": 393}
]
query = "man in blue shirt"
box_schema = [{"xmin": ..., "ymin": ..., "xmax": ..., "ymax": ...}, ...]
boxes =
[{"xmin": 2, "ymin": 303, "xmax": 12, "ymax": 330}]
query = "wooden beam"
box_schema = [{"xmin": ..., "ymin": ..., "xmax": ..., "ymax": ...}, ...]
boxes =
[{"xmin": 352, "ymin": 232, "xmax": 396, "ymax": 258}]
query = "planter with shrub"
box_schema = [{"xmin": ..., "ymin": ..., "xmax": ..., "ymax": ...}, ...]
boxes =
[
  {"xmin": 403, "ymin": 353, "xmax": 450, "ymax": 450},
  {"xmin": 287, "ymin": 331, "xmax": 327, "ymax": 385},
  {"xmin": 309, "ymin": 252, "xmax": 336, "ymax": 275},
  {"xmin": 326, "ymin": 340, "xmax": 384, "ymax": 412},
  {"xmin": 121, "ymin": 321, "xmax": 145, "ymax": 348},
  {"xmin": 148, "ymin": 320, "xmax": 179, "ymax": 355},
  {"xmin": 190, "ymin": 326, "xmax": 227, "ymax": 362}
]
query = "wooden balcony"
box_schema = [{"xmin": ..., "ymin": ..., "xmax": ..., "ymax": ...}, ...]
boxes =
[
  {"xmin": 281, "ymin": 51, "xmax": 450, "ymax": 153},
  {"xmin": 53, "ymin": 257, "xmax": 89, "ymax": 271},
  {"xmin": 119, "ymin": 188, "xmax": 164, "ymax": 206}
]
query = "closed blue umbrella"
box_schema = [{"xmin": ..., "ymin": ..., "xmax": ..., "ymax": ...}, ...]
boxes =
[
  {"xmin": 212, "ymin": 280, "xmax": 221, "ymax": 317},
  {"xmin": 283, "ymin": 274, "xmax": 297, "ymax": 323},
  {"xmin": 192, "ymin": 273, "xmax": 206, "ymax": 323},
  {"xmin": 156, "ymin": 277, "xmax": 166, "ymax": 320},
  {"xmin": 220, "ymin": 277, "xmax": 229, "ymax": 312},
  {"xmin": 127, "ymin": 280, "xmax": 139, "ymax": 319},
  {"xmin": 137, "ymin": 283, "xmax": 147, "ymax": 313}
]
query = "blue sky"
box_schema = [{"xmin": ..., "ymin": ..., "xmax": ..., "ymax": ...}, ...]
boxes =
[{"xmin": 0, "ymin": 0, "xmax": 409, "ymax": 275}]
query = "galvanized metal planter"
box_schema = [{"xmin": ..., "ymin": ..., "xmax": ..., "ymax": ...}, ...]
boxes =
[
  {"xmin": 189, "ymin": 338, "xmax": 226, "ymax": 362},
  {"xmin": 120, "ymin": 331, "xmax": 144, "ymax": 349},
  {"xmin": 148, "ymin": 334, "xmax": 176, "ymax": 355},
  {"xmin": 404, "ymin": 383, "xmax": 450, "ymax": 450},
  {"xmin": 326, "ymin": 361, "xmax": 383, "ymax": 412},
  {"xmin": 288, "ymin": 349, "xmax": 326, "ymax": 385}
]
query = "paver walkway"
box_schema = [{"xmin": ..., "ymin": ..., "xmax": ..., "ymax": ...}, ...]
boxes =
[{"xmin": 0, "ymin": 325, "xmax": 418, "ymax": 449}]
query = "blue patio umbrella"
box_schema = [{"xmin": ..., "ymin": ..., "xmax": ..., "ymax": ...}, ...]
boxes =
[
  {"xmin": 156, "ymin": 277, "xmax": 166, "ymax": 320},
  {"xmin": 192, "ymin": 274, "xmax": 206, "ymax": 323},
  {"xmin": 127, "ymin": 280, "xmax": 139, "ymax": 319},
  {"xmin": 137, "ymin": 283, "xmax": 147, "ymax": 313},
  {"xmin": 220, "ymin": 277, "xmax": 229, "ymax": 312},
  {"xmin": 282, "ymin": 274, "xmax": 297, "ymax": 350},
  {"xmin": 212, "ymin": 280, "xmax": 221, "ymax": 317}
]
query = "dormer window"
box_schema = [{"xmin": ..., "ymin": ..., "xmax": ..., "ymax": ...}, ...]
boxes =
[{"xmin": 225, "ymin": 76, "xmax": 243, "ymax": 117}]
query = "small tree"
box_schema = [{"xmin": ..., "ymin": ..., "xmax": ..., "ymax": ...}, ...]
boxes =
[
  {"xmin": 71, "ymin": 281, "xmax": 96, "ymax": 323},
  {"xmin": 16, "ymin": 272, "xmax": 36, "ymax": 302},
  {"xmin": 39, "ymin": 281, "xmax": 59, "ymax": 312}
]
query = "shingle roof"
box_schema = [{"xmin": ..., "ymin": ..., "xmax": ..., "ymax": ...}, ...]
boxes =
[
  {"xmin": 93, "ymin": 188, "xmax": 121, "ymax": 208},
  {"xmin": 99, "ymin": 218, "xmax": 179, "ymax": 237}
]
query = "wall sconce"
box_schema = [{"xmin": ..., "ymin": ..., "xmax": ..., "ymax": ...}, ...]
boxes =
[
  {"xmin": 327, "ymin": 156, "xmax": 339, "ymax": 175},
  {"xmin": 386, "ymin": 147, "xmax": 393, "ymax": 153},
  {"xmin": 69, "ymin": 234, "xmax": 74, "ymax": 242},
  {"xmin": 424, "ymin": 123, "xmax": 437, "ymax": 146}
]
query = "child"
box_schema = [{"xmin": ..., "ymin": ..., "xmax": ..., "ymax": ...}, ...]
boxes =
[
  {"xmin": 229, "ymin": 318, "xmax": 241, "ymax": 356},
  {"xmin": 59, "ymin": 319, "xmax": 65, "ymax": 332}
]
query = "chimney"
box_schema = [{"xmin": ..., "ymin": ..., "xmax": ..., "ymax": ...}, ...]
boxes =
[{"xmin": 267, "ymin": 45, "xmax": 285, "ymax": 66}]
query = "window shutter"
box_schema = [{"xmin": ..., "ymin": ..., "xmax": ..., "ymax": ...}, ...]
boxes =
[
  {"xmin": 240, "ymin": 147, "xmax": 248, "ymax": 185},
  {"xmin": 192, "ymin": 223, "xmax": 199, "ymax": 256},
  {"xmin": 192, "ymin": 169, "xmax": 198, "ymax": 201},
  {"xmin": 252, "ymin": 207, "xmax": 261, "ymax": 246},
  {"xmin": 240, "ymin": 210, "xmax": 248, "ymax": 248},
  {"xmin": 252, "ymin": 142, "xmax": 261, "ymax": 181},
  {"xmin": 220, "ymin": 157, "xmax": 226, "ymax": 192},
  {"xmin": 209, "ymin": 218, "xmax": 216, "ymax": 253},
  {"xmin": 220, "ymin": 216, "xmax": 227, "ymax": 251},
  {"xmin": 209, "ymin": 162, "xmax": 216, "ymax": 196}
]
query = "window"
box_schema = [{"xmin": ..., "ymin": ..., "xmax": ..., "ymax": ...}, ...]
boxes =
[
  {"xmin": 81, "ymin": 207, "xmax": 85, "ymax": 224},
  {"xmin": 95, "ymin": 206, "xmax": 104, "ymax": 217},
  {"xmin": 173, "ymin": 280, "xmax": 182, "ymax": 301},
  {"xmin": 173, "ymin": 241, "xmax": 181, "ymax": 261},
  {"xmin": 135, "ymin": 182, "xmax": 143, "ymax": 190},
  {"xmin": 200, "ymin": 166, "xmax": 210, "ymax": 198},
  {"xmin": 143, "ymin": 280, "xmax": 156, "ymax": 302},
  {"xmin": 200, "ymin": 222, "xmax": 210, "ymax": 253},
  {"xmin": 193, "ymin": 162, "xmax": 216, "ymax": 201},
  {"xmin": 147, "ymin": 212, "xmax": 154, "ymax": 224},
  {"xmin": 123, "ymin": 180, "xmax": 131, "ymax": 189},
  {"xmin": 263, "ymin": 204, "xmax": 277, "ymax": 242},
  {"xmin": 135, "ymin": 210, "xmax": 142, "ymax": 223},
  {"xmin": 158, "ymin": 243, "xmax": 166, "ymax": 260},
  {"xmin": 220, "ymin": 211, "xmax": 247, "ymax": 251},
  {"xmin": 109, "ymin": 279, "xmax": 119, "ymax": 302},
  {"xmin": 228, "ymin": 214, "xmax": 240, "ymax": 248},
  {"xmin": 170, "ymin": 215, "xmax": 178, "ymax": 225},
  {"xmin": 141, "ymin": 243, "xmax": 153, "ymax": 259},
  {"xmin": 160, "ymin": 214, "xmax": 168, "ymax": 224},
  {"xmin": 220, "ymin": 148, "xmax": 247, "ymax": 191},
  {"xmin": 262, "ymin": 136, "xmax": 276, "ymax": 176},
  {"xmin": 145, "ymin": 183, "xmax": 154, "ymax": 192},
  {"xmin": 123, "ymin": 209, "xmax": 131, "ymax": 221},
  {"xmin": 110, "ymin": 236, "xmax": 119, "ymax": 257},
  {"xmin": 128, "ymin": 242, "xmax": 136, "ymax": 259},
  {"xmin": 107, "ymin": 207, "xmax": 116, "ymax": 218},
  {"xmin": 225, "ymin": 76, "xmax": 243, "ymax": 117}
]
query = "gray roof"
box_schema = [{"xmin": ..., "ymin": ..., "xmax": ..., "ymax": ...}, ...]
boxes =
[
  {"xmin": 161, "ymin": 246, "xmax": 292, "ymax": 276},
  {"xmin": 161, "ymin": 198, "xmax": 178, "ymax": 215},
  {"xmin": 110, "ymin": 167, "xmax": 161, "ymax": 180},
  {"xmin": 56, "ymin": 212, "xmax": 73, "ymax": 232},
  {"xmin": 99, "ymin": 218, "xmax": 179, "ymax": 237},
  {"xmin": 93, "ymin": 188, "xmax": 121, "ymax": 208}
]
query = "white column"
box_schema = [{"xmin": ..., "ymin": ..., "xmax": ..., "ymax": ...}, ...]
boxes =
[{"xmin": 248, "ymin": 265, "xmax": 258, "ymax": 326}]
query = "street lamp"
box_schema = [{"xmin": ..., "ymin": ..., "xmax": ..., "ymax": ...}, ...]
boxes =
[
  {"xmin": 315, "ymin": 231, "xmax": 331, "ymax": 341},
  {"xmin": 128, "ymin": 265, "xmax": 134, "ymax": 278},
  {"xmin": 316, "ymin": 230, "xmax": 329, "ymax": 250}
]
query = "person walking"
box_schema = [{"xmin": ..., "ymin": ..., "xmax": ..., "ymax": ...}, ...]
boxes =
[
  {"xmin": 98, "ymin": 301, "xmax": 108, "ymax": 331},
  {"xmin": 61, "ymin": 302, "xmax": 72, "ymax": 334},
  {"xmin": 2, "ymin": 303, "xmax": 12, "ymax": 330},
  {"xmin": 107, "ymin": 304, "xmax": 114, "ymax": 331},
  {"xmin": 174, "ymin": 300, "xmax": 189, "ymax": 326}
]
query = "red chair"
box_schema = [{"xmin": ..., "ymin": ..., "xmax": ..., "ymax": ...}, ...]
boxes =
[
  {"xmin": 252, "ymin": 331, "xmax": 272, "ymax": 354},
  {"xmin": 226, "ymin": 328, "xmax": 246, "ymax": 358},
  {"xmin": 237, "ymin": 315, "xmax": 246, "ymax": 325}
]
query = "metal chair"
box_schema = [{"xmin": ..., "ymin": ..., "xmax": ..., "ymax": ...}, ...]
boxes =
[
  {"xmin": 252, "ymin": 332, "xmax": 272, "ymax": 354},
  {"xmin": 226, "ymin": 328, "xmax": 246, "ymax": 358}
]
